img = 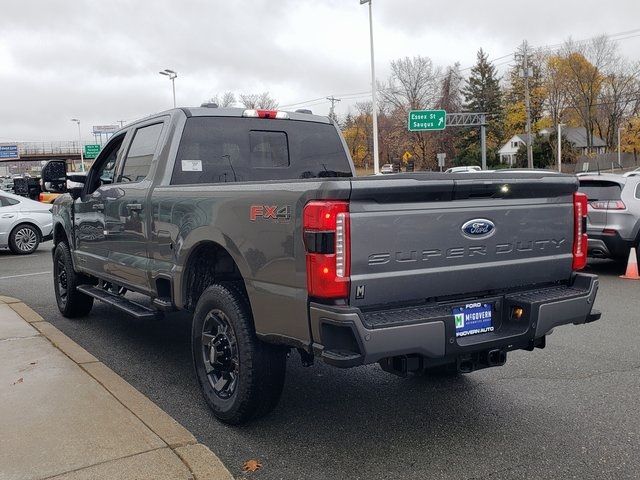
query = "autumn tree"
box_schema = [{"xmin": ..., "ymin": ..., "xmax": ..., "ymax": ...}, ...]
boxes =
[{"xmin": 559, "ymin": 36, "xmax": 616, "ymax": 151}]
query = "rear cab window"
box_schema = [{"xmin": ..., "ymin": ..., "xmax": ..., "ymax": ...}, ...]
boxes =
[{"xmin": 170, "ymin": 117, "xmax": 351, "ymax": 185}]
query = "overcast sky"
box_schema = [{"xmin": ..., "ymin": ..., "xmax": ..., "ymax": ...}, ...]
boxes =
[{"xmin": 1, "ymin": 0, "xmax": 639, "ymax": 142}]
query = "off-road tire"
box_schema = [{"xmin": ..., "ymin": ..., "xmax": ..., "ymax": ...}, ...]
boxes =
[
  {"xmin": 192, "ymin": 283, "xmax": 287, "ymax": 425},
  {"xmin": 53, "ymin": 242, "xmax": 94, "ymax": 318},
  {"xmin": 8, "ymin": 223, "xmax": 40, "ymax": 255}
]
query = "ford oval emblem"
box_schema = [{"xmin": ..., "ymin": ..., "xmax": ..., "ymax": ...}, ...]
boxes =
[{"xmin": 461, "ymin": 219, "xmax": 495, "ymax": 239}]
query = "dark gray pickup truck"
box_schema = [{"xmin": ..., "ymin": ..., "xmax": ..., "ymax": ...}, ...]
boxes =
[{"xmin": 42, "ymin": 106, "xmax": 601, "ymax": 424}]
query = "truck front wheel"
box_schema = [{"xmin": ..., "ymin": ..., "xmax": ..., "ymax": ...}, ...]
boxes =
[
  {"xmin": 53, "ymin": 242, "xmax": 94, "ymax": 318},
  {"xmin": 192, "ymin": 284, "xmax": 287, "ymax": 425}
]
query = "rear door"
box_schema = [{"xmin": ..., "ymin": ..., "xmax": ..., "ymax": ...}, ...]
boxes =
[{"xmin": 101, "ymin": 120, "xmax": 167, "ymax": 293}]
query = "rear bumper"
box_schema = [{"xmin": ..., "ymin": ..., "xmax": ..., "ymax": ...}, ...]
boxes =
[
  {"xmin": 310, "ymin": 272, "xmax": 600, "ymax": 368},
  {"xmin": 588, "ymin": 231, "xmax": 633, "ymax": 259}
]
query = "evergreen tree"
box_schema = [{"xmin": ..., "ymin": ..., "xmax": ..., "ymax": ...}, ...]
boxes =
[{"xmin": 456, "ymin": 49, "xmax": 504, "ymax": 166}]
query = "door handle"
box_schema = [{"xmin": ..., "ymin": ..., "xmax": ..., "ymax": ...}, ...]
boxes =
[
  {"xmin": 92, "ymin": 203, "xmax": 105, "ymax": 211},
  {"xmin": 126, "ymin": 203, "xmax": 143, "ymax": 212}
]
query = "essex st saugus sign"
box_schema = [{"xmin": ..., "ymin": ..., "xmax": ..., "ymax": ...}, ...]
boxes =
[{"xmin": 408, "ymin": 110, "xmax": 446, "ymax": 131}]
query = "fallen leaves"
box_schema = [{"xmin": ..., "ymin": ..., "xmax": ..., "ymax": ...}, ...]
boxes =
[{"xmin": 242, "ymin": 459, "xmax": 263, "ymax": 473}]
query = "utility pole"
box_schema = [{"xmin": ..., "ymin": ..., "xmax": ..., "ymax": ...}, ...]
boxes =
[
  {"xmin": 361, "ymin": 0, "xmax": 380, "ymax": 175},
  {"xmin": 326, "ymin": 96, "xmax": 341, "ymax": 122},
  {"xmin": 520, "ymin": 41, "xmax": 534, "ymax": 169},
  {"xmin": 557, "ymin": 122, "xmax": 564, "ymax": 172}
]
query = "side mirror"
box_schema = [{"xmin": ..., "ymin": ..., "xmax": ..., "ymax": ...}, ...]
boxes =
[
  {"xmin": 66, "ymin": 174, "xmax": 87, "ymax": 200},
  {"xmin": 41, "ymin": 160, "xmax": 67, "ymax": 193}
]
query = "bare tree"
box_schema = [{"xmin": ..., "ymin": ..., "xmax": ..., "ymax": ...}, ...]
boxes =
[
  {"xmin": 560, "ymin": 36, "xmax": 617, "ymax": 150},
  {"xmin": 595, "ymin": 60, "xmax": 640, "ymax": 150},
  {"xmin": 206, "ymin": 91, "xmax": 236, "ymax": 107},
  {"xmin": 240, "ymin": 92, "xmax": 278, "ymax": 109},
  {"xmin": 220, "ymin": 91, "xmax": 236, "ymax": 107},
  {"xmin": 239, "ymin": 93, "xmax": 260, "ymax": 109},
  {"xmin": 380, "ymin": 56, "xmax": 441, "ymax": 111}
]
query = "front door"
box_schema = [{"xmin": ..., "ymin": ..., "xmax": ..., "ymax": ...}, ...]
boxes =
[{"xmin": 74, "ymin": 134, "xmax": 125, "ymax": 274}]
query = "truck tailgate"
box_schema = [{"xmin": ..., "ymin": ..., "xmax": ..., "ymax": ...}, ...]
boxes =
[{"xmin": 348, "ymin": 174, "xmax": 578, "ymax": 308}]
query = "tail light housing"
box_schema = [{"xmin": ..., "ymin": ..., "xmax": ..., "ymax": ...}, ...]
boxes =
[
  {"xmin": 589, "ymin": 200, "xmax": 626, "ymax": 210},
  {"xmin": 303, "ymin": 201, "xmax": 350, "ymax": 299},
  {"xmin": 573, "ymin": 192, "xmax": 588, "ymax": 270}
]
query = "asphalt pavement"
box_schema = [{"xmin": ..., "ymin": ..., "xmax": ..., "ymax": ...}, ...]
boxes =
[{"xmin": 1, "ymin": 243, "xmax": 639, "ymax": 479}]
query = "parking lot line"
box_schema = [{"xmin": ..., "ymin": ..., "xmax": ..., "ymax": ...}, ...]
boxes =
[{"xmin": 0, "ymin": 271, "xmax": 51, "ymax": 280}]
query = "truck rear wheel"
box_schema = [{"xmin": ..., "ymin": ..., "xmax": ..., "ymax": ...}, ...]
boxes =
[
  {"xmin": 192, "ymin": 284, "xmax": 287, "ymax": 425},
  {"xmin": 53, "ymin": 242, "xmax": 94, "ymax": 318}
]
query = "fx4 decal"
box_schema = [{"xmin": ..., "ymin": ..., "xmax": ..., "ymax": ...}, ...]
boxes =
[{"xmin": 250, "ymin": 205, "xmax": 292, "ymax": 224}]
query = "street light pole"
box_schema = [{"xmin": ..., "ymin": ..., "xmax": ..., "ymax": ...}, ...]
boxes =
[
  {"xmin": 361, "ymin": 0, "xmax": 380, "ymax": 175},
  {"xmin": 71, "ymin": 118, "xmax": 85, "ymax": 172},
  {"xmin": 159, "ymin": 69, "xmax": 178, "ymax": 108}
]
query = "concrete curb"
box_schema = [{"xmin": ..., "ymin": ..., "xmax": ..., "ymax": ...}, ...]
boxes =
[{"xmin": 1, "ymin": 296, "xmax": 233, "ymax": 480}]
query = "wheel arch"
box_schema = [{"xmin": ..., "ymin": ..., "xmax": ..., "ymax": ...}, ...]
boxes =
[{"xmin": 178, "ymin": 239, "xmax": 252, "ymax": 313}]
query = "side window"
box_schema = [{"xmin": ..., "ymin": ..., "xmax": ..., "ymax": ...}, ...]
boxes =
[
  {"xmin": 636, "ymin": 184, "xmax": 640, "ymax": 200},
  {"xmin": 118, "ymin": 123, "xmax": 164, "ymax": 183},
  {"xmin": 0, "ymin": 196, "xmax": 19, "ymax": 207}
]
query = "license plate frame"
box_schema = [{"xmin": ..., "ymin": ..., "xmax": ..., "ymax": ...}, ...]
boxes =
[{"xmin": 452, "ymin": 302, "xmax": 495, "ymax": 338}]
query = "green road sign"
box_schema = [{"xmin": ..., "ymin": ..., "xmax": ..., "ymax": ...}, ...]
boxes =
[
  {"xmin": 84, "ymin": 144, "xmax": 101, "ymax": 159},
  {"xmin": 408, "ymin": 109, "xmax": 446, "ymax": 131}
]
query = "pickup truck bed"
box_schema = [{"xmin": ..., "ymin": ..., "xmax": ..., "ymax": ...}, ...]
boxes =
[{"xmin": 44, "ymin": 106, "xmax": 601, "ymax": 424}]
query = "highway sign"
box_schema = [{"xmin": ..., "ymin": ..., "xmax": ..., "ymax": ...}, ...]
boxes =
[
  {"xmin": 437, "ymin": 153, "xmax": 447, "ymax": 167},
  {"xmin": 0, "ymin": 144, "xmax": 19, "ymax": 160},
  {"xmin": 84, "ymin": 144, "xmax": 101, "ymax": 159},
  {"xmin": 92, "ymin": 125, "xmax": 119, "ymax": 134},
  {"xmin": 408, "ymin": 110, "xmax": 446, "ymax": 131}
]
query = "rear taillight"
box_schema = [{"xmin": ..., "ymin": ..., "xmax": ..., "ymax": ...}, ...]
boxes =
[
  {"xmin": 589, "ymin": 200, "xmax": 626, "ymax": 210},
  {"xmin": 573, "ymin": 192, "xmax": 588, "ymax": 270},
  {"xmin": 303, "ymin": 201, "xmax": 350, "ymax": 299},
  {"xmin": 38, "ymin": 193, "xmax": 45, "ymax": 202}
]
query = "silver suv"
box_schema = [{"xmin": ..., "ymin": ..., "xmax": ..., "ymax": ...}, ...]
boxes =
[{"xmin": 578, "ymin": 174, "xmax": 640, "ymax": 264}]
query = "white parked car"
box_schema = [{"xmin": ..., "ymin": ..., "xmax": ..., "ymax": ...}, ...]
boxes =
[
  {"xmin": 444, "ymin": 166, "xmax": 482, "ymax": 173},
  {"xmin": 0, "ymin": 190, "xmax": 53, "ymax": 254},
  {"xmin": 623, "ymin": 167, "xmax": 640, "ymax": 177}
]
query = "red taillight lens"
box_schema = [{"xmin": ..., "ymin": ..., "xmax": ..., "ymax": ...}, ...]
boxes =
[
  {"xmin": 38, "ymin": 193, "xmax": 44, "ymax": 202},
  {"xmin": 589, "ymin": 200, "xmax": 626, "ymax": 210},
  {"xmin": 573, "ymin": 192, "xmax": 588, "ymax": 270},
  {"xmin": 303, "ymin": 201, "xmax": 350, "ymax": 299}
]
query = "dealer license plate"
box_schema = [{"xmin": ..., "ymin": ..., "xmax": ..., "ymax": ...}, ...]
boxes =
[{"xmin": 452, "ymin": 302, "xmax": 494, "ymax": 338}]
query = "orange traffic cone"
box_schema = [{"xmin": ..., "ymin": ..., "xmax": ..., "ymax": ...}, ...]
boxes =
[{"xmin": 620, "ymin": 247, "xmax": 640, "ymax": 280}]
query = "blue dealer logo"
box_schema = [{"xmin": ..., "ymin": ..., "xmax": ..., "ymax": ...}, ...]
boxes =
[{"xmin": 461, "ymin": 219, "xmax": 495, "ymax": 239}]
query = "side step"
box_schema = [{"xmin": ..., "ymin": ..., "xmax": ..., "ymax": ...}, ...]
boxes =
[{"xmin": 77, "ymin": 285, "xmax": 162, "ymax": 320}]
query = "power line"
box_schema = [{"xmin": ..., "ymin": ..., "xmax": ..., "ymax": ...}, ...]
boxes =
[{"xmin": 280, "ymin": 28, "xmax": 640, "ymax": 112}]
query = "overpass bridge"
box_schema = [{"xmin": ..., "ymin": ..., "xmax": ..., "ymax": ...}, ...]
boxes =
[{"xmin": 0, "ymin": 141, "xmax": 91, "ymax": 175}]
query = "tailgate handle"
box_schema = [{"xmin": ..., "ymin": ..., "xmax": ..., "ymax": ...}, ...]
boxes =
[{"xmin": 92, "ymin": 203, "xmax": 105, "ymax": 211}]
